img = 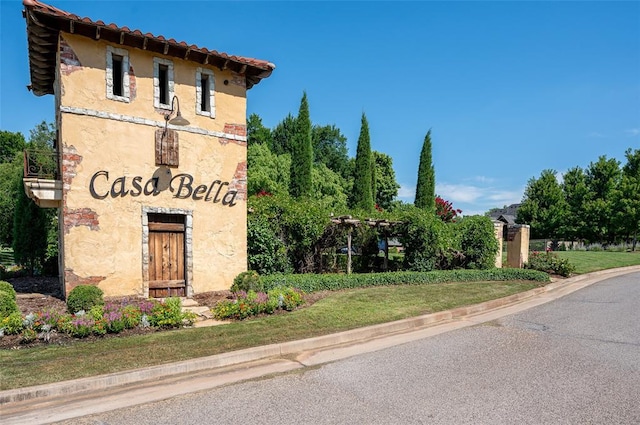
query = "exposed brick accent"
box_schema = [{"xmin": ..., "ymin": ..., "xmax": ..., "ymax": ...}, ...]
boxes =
[
  {"xmin": 228, "ymin": 161, "xmax": 247, "ymax": 201},
  {"xmin": 62, "ymin": 145, "xmax": 82, "ymax": 197},
  {"xmin": 59, "ymin": 38, "xmax": 82, "ymax": 75},
  {"xmin": 219, "ymin": 123, "xmax": 247, "ymax": 146},
  {"xmin": 64, "ymin": 208, "xmax": 100, "ymax": 234},
  {"xmin": 129, "ymin": 65, "xmax": 137, "ymax": 99},
  {"xmin": 223, "ymin": 123, "xmax": 247, "ymax": 137},
  {"xmin": 64, "ymin": 269, "xmax": 105, "ymax": 296},
  {"xmin": 61, "ymin": 145, "xmax": 100, "ymax": 233}
]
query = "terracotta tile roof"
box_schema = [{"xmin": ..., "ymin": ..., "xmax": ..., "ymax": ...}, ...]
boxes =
[{"xmin": 22, "ymin": 0, "xmax": 275, "ymax": 96}]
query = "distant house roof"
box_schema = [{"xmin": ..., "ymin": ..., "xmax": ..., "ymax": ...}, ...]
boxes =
[
  {"xmin": 22, "ymin": 0, "xmax": 275, "ymax": 96},
  {"xmin": 497, "ymin": 214, "xmax": 517, "ymax": 225}
]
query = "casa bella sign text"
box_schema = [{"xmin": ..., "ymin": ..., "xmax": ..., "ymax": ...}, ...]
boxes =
[{"xmin": 89, "ymin": 168, "xmax": 238, "ymax": 207}]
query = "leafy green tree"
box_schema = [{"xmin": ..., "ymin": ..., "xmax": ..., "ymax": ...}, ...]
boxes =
[
  {"xmin": 615, "ymin": 149, "xmax": 640, "ymax": 250},
  {"xmin": 0, "ymin": 131, "xmax": 26, "ymax": 163},
  {"xmin": 246, "ymin": 113, "xmax": 273, "ymax": 147},
  {"xmin": 11, "ymin": 121, "xmax": 58, "ymax": 274},
  {"xmin": 414, "ymin": 129, "xmax": 435, "ymax": 212},
  {"xmin": 517, "ymin": 169, "xmax": 567, "ymax": 239},
  {"xmin": 349, "ymin": 113, "xmax": 374, "ymax": 212},
  {"xmin": 311, "ymin": 163, "xmax": 349, "ymax": 210},
  {"xmin": 12, "ymin": 169, "xmax": 48, "ymax": 275},
  {"xmin": 28, "ymin": 121, "xmax": 55, "ymax": 149},
  {"xmin": 0, "ymin": 160, "xmax": 22, "ymax": 247},
  {"xmin": 271, "ymin": 114, "xmax": 297, "ymax": 156},
  {"xmin": 561, "ymin": 167, "xmax": 589, "ymax": 242},
  {"xmin": 373, "ymin": 151, "xmax": 399, "ymax": 210},
  {"xmin": 247, "ymin": 143, "xmax": 291, "ymax": 196},
  {"xmin": 312, "ymin": 124, "xmax": 350, "ymax": 181},
  {"xmin": 289, "ymin": 92, "xmax": 313, "ymax": 198},
  {"xmin": 583, "ymin": 156, "xmax": 621, "ymax": 243},
  {"xmin": 0, "ymin": 131, "xmax": 27, "ymax": 247}
]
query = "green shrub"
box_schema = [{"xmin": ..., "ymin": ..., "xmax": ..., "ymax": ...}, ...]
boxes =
[
  {"xmin": 148, "ymin": 297, "xmax": 195, "ymax": 328},
  {"xmin": 0, "ymin": 311, "xmax": 24, "ymax": 334},
  {"xmin": 0, "ymin": 290, "xmax": 20, "ymax": 319},
  {"xmin": 261, "ymin": 269, "xmax": 550, "ymax": 293},
  {"xmin": 247, "ymin": 215, "xmax": 291, "ymax": 275},
  {"xmin": 122, "ymin": 304, "xmax": 142, "ymax": 329},
  {"xmin": 525, "ymin": 251, "xmax": 576, "ymax": 277},
  {"xmin": 269, "ymin": 286, "xmax": 304, "ymax": 311},
  {"xmin": 231, "ymin": 270, "xmax": 263, "ymax": 293},
  {"xmin": 0, "ymin": 280, "xmax": 17, "ymax": 299},
  {"xmin": 398, "ymin": 206, "xmax": 452, "ymax": 272},
  {"xmin": 456, "ymin": 216, "xmax": 500, "ymax": 269},
  {"xmin": 66, "ymin": 285, "xmax": 104, "ymax": 313}
]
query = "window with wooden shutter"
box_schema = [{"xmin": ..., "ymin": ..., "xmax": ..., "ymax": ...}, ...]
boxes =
[{"xmin": 155, "ymin": 128, "xmax": 179, "ymax": 167}]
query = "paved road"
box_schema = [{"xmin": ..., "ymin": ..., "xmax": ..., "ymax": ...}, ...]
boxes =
[{"xmin": 52, "ymin": 272, "xmax": 640, "ymax": 424}]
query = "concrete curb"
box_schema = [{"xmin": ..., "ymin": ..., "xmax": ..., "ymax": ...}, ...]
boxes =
[{"xmin": 2, "ymin": 266, "xmax": 639, "ymax": 407}]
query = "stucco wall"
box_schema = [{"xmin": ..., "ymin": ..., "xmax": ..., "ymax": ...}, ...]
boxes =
[{"xmin": 58, "ymin": 33, "xmax": 248, "ymax": 297}]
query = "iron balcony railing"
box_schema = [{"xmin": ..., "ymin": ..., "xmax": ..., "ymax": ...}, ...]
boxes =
[{"xmin": 23, "ymin": 149, "xmax": 59, "ymax": 180}]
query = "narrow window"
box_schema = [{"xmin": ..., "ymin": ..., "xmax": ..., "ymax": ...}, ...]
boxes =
[
  {"xmin": 200, "ymin": 75, "xmax": 210, "ymax": 112},
  {"xmin": 195, "ymin": 67, "xmax": 215, "ymax": 118},
  {"xmin": 153, "ymin": 58, "xmax": 174, "ymax": 109},
  {"xmin": 112, "ymin": 55, "xmax": 123, "ymax": 97},
  {"xmin": 159, "ymin": 64, "xmax": 168, "ymax": 105},
  {"xmin": 106, "ymin": 46, "xmax": 130, "ymax": 102}
]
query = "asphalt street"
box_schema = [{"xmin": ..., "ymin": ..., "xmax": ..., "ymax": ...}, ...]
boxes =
[{"xmin": 57, "ymin": 272, "xmax": 640, "ymax": 425}]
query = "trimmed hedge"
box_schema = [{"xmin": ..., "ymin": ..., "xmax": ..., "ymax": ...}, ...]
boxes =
[{"xmin": 261, "ymin": 269, "xmax": 550, "ymax": 293}]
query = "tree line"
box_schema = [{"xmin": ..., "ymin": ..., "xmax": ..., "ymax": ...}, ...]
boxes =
[
  {"xmin": 516, "ymin": 149, "xmax": 640, "ymax": 250},
  {"xmin": 247, "ymin": 92, "xmax": 401, "ymax": 211},
  {"xmin": 246, "ymin": 93, "xmax": 498, "ymax": 275},
  {"xmin": 0, "ymin": 122, "xmax": 58, "ymax": 275}
]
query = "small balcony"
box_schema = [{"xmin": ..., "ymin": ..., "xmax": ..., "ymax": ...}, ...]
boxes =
[{"xmin": 23, "ymin": 150, "xmax": 62, "ymax": 208}]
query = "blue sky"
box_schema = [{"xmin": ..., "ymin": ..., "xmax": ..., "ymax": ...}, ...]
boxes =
[{"xmin": 1, "ymin": 1, "xmax": 639, "ymax": 215}]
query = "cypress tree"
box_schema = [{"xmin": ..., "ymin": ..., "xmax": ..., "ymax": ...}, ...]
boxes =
[
  {"xmin": 349, "ymin": 113, "xmax": 374, "ymax": 211},
  {"xmin": 12, "ymin": 170, "xmax": 48, "ymax": 275},
  {"xmin": 289, "ymin": 92, "xmax": 313, "ymax": 198},
  {"xmin": 371, "ymin": 152, "xmax": 377, "ymax": 208},
  {"xmin": 415, "ymin": 129, "xmax": 436, "ymax": 212}
]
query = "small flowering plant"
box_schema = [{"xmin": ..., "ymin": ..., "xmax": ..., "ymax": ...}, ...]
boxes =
[{"xmin": 212, "ymin": 286, "xmax": 305, "ymax": 320}]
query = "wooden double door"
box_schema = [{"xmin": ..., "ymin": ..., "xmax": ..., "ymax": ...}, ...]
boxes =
[{"xmin": 148, "ymin": 213, "xmax": 186, "ymax": 298}]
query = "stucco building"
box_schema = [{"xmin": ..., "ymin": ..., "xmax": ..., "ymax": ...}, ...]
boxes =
[{"xmin": 21, "ymin": 0, "xmax": 274, "ymax": 298}]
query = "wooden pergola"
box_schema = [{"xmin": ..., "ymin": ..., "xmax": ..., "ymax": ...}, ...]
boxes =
[{"xmin": 330, "ymin": 215, "xmax": 402, "ymax": 274}]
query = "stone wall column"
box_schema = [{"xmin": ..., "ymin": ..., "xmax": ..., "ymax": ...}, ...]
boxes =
[
  {"xmin": 506, "ymin": 224, "xmax": 530, "ymax": 268},
  {"xmin": 493, "ymin": 222, "xmax": 504, "ymax": 268}
]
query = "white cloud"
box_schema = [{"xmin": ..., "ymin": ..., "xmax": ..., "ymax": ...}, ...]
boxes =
[
  {"xmin": 397, "ymin": 184, "xmax": 415, "ymax": 200},
  {"xmin": 587, "ymin": 132, "xmax": 607, "ymax": 138},
  {"xmin": 625, "ymin": 128, "xmax": 640, "ymax": 137},
  {"xmin": 472, "ymin": 176, "xmax": 496, "ymax": 184},
  {"xmin": 436, "ymin": 183, "xmax": 484, "ymax": 203},
  {"xmin": 486, "ymin": 190, "xmax": 523, "ymax": 205},
  {"xmin": 397, "ymin": 181, "xmax": 524, "ymax": 215}
]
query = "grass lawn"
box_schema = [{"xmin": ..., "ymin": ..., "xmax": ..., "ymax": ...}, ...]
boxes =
[
  {"xmin": 0, "ymin": 280, "xmax": 539, "ymax": 390},
  {"xmin": 555, "ymin": 251, "xmax": 640, "ymax": 274},
  {"xmin": 0, "ymin": 247, "xmax": 14, "ymax": 268}
]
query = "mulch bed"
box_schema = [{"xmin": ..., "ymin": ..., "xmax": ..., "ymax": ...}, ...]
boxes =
[{"xmin": 1, "ymin": 277, "xmax": 328, "ymax": 350}]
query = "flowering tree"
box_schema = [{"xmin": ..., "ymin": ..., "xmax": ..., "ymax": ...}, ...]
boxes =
[{"xmin": 435, "ymin": 195, "xmax": 462, "ymax": 222}]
